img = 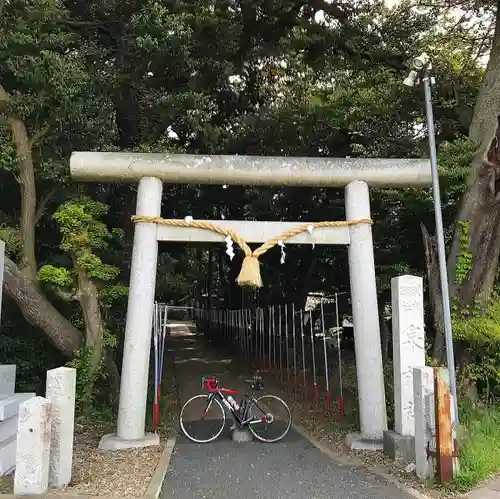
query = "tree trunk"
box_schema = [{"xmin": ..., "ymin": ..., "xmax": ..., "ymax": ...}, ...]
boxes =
[
  {"xmin": 422, "ymin": 8, "xmax": 500, "ymax": 362},
  {"xmin": 104, "ymin": 352, "xmax": 121, "ymax": 407},
  {"xmin": 77, "ymin": 269, "xmax": 105, "ymax": 403},
  {"xmin": 10, "ymin": 120, "xmax": 37, "ymax": 278},
  {"xmin": 0, "ymin": 85, "xmax": 37, "ymax": 278},
  {"xmin": 447, "ymin": 8, "xmax": 500, "ymax": 308},
  {"xmin": 3, "ymin": 256, "xmax": 82, "ymax": 356},
  {"xmin": 1, "ymin": 83, "xmax": 90, "ymax": 361},
  {"xmin": 421, "ymin": 223, "xmax": 445, "ymax": 361},
  {"xmin": 1, "ymin": 83, "xmax": 123, "ymax": 406}
]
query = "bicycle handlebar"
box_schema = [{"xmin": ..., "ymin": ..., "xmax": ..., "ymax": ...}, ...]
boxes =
[{"xmin": 201, "ymin": 376, "xmax": 220, "ymax": 390}]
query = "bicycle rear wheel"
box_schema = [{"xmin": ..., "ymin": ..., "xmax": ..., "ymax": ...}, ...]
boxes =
[
  {"xmin": 247, "ymin": 395, "xmax": 292, "ymax": 443},
  {"xmin": 179, "ymin": 394, "xmax": 226, "ymax": 443}
]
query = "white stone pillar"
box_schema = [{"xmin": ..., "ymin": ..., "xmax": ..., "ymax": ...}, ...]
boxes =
[
  {"xmin": 14, "ymin": 397, "xmax": 52, "ymax": 495},
  {"xmin": 46, "ymin": 367, "xmax": 76, "ymax": 488},
  {"xmin": 413, "ymin": 366, "xmax": 435, "ymax": 481},
  {"xmin": 100, "ymin": 177, "xmax": 162, "ymax": 450},
  {"xmin": 392, "ymin": 275, "xmax": 425, "ymax": 437},
  {"xmin": 345, "ymin": 180, "xmax": 387, "ymax": 446},
  {"xmin": 0, "ymin": 240, "xmax": 4, "ymax": 325}
]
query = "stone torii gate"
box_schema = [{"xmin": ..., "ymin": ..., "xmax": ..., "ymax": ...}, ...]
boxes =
[{"xmin": 69, "ymin": 152, "xmax": 431, "ymax": 451}]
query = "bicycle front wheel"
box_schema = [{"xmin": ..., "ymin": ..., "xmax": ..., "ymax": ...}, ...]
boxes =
[
  {"xmin": 179, "ymin": 394, "xmax": 226, "ymax": 443},
  {"xmin": 247, "ymin": 395, "xmax": 292, "ymax": 443}
]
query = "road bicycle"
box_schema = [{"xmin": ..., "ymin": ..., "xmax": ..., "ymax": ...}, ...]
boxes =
[{"xmin": 179, "ymin": 375, "xmax": 292, "ymax": 444}]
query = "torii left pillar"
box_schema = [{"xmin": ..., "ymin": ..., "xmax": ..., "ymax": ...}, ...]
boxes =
[
  {"xmin": 100, "ymin": 177, "xmax": 162, "ymax": 450},
  {"xmin": 345, "ymin": 181, "xmax": 387, "ymax": 449}
]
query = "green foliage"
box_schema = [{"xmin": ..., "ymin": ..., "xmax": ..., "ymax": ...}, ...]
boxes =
[
  {"xmin": 447, "ymin": 403, "xmax": 500, "ymax": 492},
  {"xmin": 37, "ymin": 265, "xmax": 72, "ymax": 287},
  {"xmin": 103, "ymin": 327, "xmax": 118, "ymax": 349},
  {"xmin": 48, "ymin": 197, "xmax": 121, "ymax": 285},
  {"xmin": 0, "ymin": 226, "xmax": 21, "ymax": 258},
  {"xmin": 66, "ymin": 329, "xmax": 117, "ymax": 412},
  {"xmin": 0, "ymin": 302, "xmax": 65, "ymax": 395},
  {"xmin": 36, "ymin": 197, "xmax": 124, "ymax": 408},
  {"xmin": 99, "ymin": 285, "xmax": 129, "ymax": 305},
  {"xmin": 0, "ymin": 125, "xmax": 16, "ymax": 172},
  {"xmin": 438, "ymin": 138, "xmax": 476, "ymax": 190},
  {"xmin": 55, "ymin": 199, "xmax": 110, "ymax": 250},
  {"xmin": 455, "ymin": 220, "xmax": 473, "ymax": 284},
  {"xmin": 77, "ymin": 252, "xmax": 120, "ymax": 282},
  {"xmin": 453, "ymin": 298, "xmax": 500, "ymax": 344},
  {"xmin": 0, "ymin": 0, "xmax": 116, "ymax": 169},
  {"xmin": 452, "ymin": 297, "xmax": 500, "ymax": 402},
  {"xmin": 66, "ymin": 346, "xmax": 103, "ymax": 412},
  {"xmin": 47, "ymin": 196, "xmax": 125, "ymax": 309}
]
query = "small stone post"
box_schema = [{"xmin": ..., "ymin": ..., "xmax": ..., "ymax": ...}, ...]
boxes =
[
  {"xmin": 14, "ymin": 397, "xmax": 52, "ymax": 495},
  {"xmin": 413, "ymin": 366, "xmax": 436, "ymax": 481},
  {"xmin": 46, "ymin": 367, "xmax": 76, "ymax": 489},
  {"xmin": 393, "ymin": 275, "xmax": 426, "ymax": 436},
  {"xmin": 383, "ymin": 275, "xmax": 425, "ymax": 462}
]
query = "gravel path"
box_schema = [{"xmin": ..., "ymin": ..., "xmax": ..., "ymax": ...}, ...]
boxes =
[{"xmin": 162, "ymin": 326, "xmax": 416, "ymax": 499}]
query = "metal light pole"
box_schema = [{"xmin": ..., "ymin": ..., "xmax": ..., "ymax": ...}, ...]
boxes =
[{"xmin": 404, "ymin": 53, "xmax": 459, "ymax": 424}]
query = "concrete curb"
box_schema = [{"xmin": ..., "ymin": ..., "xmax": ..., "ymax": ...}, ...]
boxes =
[
  {"xmin": 291, "ymin": 423, "xmax": 432, "ymax": 499},
  {"xmin": 0, "ymin": 432, "xmax": 177, "ymax": 499},
  {"xmin": 144, "ymin": 431, "xmax": 177, "ymax": 499},
  {"xmin": 463, "ymin": 476, "xmax": 500, "ymax": 498}
]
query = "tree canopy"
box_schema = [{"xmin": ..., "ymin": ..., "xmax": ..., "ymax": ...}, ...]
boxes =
[{"xmin": 0, "ymin": 0, "xmax": 498, "ymax": 402}]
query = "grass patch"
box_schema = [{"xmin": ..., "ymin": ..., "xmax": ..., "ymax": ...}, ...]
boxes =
[{"xmin": 447, "ymin": 402, "xmax": 500, "ymax": 493}]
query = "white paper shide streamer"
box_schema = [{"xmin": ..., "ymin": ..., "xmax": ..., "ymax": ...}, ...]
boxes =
[
  {"xmin": 278, "ymin": 239, "xmax": 286, "ymax": 264},
  {"xmin": 225, "ymin": 235, "xmax": 235, "ymax": 260},
  {"xmin": 307, "ymin": 225, "xmax": 315, "ymax": 249}
]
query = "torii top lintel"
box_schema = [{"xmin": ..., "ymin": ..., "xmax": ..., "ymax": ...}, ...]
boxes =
[{"xmin": 70, "ymin": 152, "xmax": 432, "ymax": 187}]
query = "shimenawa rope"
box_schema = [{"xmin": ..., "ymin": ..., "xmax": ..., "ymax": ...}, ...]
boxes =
[{"xmin": 131, "ymin": 215, "xmax": 372, "ymax": 288}]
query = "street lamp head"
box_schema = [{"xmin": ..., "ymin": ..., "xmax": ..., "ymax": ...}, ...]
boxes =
[
  {"xmin": 403, "ymin": 70, "xmax": 419, "ymax": 87},
  {"xmin": 403, "ymin": 53, "xmax": 432, "ymax": 87},
  {"xmin": 411, "ymin": 52, "xmax": 430, "ymax": 71}
]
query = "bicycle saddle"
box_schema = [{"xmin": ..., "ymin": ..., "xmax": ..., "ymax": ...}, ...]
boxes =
[{"xmin": 245, "ymin": 376, "xmax": 264, "ymax": 391}]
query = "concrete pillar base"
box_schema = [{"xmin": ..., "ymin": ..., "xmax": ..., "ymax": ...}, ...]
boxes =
[
  {"xmin": 99, "ymin": 432, "xmax": 160, "ymax": 451},
  {"xmin": 231, "ymin": 427, "xmax": 252, "ymax": 443},
  {"xmin": 346, "ymin": 432, "xmax": 383, "ymax": 451},
  {"xmin": 383, "ymin": 430, "xmax": 415, "ymax": 463}
]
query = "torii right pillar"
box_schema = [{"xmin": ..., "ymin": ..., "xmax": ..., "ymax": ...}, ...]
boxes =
[{"xmin": 345, "ymin": 180, "xmax": 388, "ymax": 449}]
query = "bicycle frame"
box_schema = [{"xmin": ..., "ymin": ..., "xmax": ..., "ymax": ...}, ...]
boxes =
[{"xmin": 203, "ymin": 378, "xmax": 270, "ymax": 426}]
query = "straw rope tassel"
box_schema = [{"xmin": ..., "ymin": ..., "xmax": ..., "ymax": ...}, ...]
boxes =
[{"xmin": 131, "ymin": 215, "xmax": 373, "ymax": 288}]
